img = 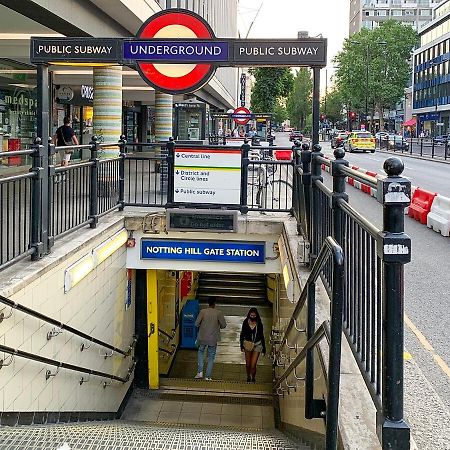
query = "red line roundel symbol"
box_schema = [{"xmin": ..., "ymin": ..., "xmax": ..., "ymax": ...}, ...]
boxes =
[
  {"xmin": 136, "ymin": 9, "xmax": 216, "ymax": 94},
  {"xmin": 233, "ymin": 107, "xmax": 251, "ymax": 125}
]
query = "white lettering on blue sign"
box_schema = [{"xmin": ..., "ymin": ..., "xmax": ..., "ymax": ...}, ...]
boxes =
[{"xmin": 141, "ymin": 239, "xmax": 265, "ymax": 264}]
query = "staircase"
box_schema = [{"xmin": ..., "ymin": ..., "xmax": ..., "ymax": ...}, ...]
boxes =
[
  {"xmin": 0, "ymin": 379, "xmax": 312, "ymax": 449},
  {"xmin": 197, "ymin": 272, "xmax": 268, "ymax": 305}
]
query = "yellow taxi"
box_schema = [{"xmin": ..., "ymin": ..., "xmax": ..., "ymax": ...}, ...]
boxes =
[{"xmin": 343, "ymin": 131, "xmax": 376, "ymax": 153}]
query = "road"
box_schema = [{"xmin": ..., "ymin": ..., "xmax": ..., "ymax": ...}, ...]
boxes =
[
  {"xmin": 325, "ymin": 142, "xmax": 450, "ymax": 197},
  {"xmin": 274, "ymin": 132, "xmax": 450, "ymax": 449}
]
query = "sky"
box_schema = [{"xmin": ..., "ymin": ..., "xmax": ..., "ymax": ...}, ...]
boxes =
[{"xmin": 238, "ymin": 0, "xmax": 350, "ymax": 88}]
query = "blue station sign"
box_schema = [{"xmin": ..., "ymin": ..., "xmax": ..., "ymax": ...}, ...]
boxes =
[
  {"xmin": 123, "ymin": 40, "xmax": 229, "ymax": 63},
  {"xmin": 141, "ymin": 239, "xmax": 265, "ymax": 263}
]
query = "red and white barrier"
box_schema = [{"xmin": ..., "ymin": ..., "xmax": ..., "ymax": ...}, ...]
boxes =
[
  {"xmin": 426, "ymin": 194, "xmax": 450, "ymax": 236},
  {"xmin": 320, "ymin": 155, "xmax": 450, "ymax": 237}
]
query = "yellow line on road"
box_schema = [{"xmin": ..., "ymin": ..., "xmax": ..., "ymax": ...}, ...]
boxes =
[{"xmin": 404, "ymin": 313, "xmax": 450, "ymax": 379}]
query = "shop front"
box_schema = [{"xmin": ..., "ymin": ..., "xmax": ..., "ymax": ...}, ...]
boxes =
[
  {"xmin": 173, "ymin": 99, "xmax": 207, "ymax": 143},
  {"xmin": 0, "ymin": 59, "xmax": 37, "ymax": 169}
]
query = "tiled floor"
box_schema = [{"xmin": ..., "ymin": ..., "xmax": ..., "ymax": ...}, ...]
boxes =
[
  {"xmin": 122, "ymin": 393, "xmax": 276, "ymax": 430},
  {"xmin": 0, "ymin": 421, "xmax": 304, "ymax": 450}
]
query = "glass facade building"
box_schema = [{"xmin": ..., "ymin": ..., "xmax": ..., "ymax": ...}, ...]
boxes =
[{"xmin": 413, "ymin": 0, "xmax": 450, "ymax": 134}]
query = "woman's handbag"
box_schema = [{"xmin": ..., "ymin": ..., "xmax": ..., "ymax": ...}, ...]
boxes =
[{"xmin": 243, "ymin": 324, "xmax": 257, "ymax": 352}]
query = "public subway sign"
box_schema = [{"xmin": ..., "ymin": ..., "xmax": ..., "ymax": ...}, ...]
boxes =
[
  {"xmin": 30, "ymin": 9, "xmax": 327, "ymax": 95},
  {"xmin": 141, "ymin": 239, "xmax": 265, "ymax": 263}
]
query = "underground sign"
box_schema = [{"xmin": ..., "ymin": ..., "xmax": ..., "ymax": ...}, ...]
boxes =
[
  {"xmin": 232, "ymin": 107, "xmax": 251, "ymax": 125},
  {"xmin": 132, "ymin": 9, "xmax": 220, "ymax": 95}
]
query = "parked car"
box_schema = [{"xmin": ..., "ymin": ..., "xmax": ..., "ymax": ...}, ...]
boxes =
[
  {"xmin": 284, "ymin": 126, "xmax": 294, "ymax": 132},
  {"xmin": 289, "ymin": 130, "xmax": 303, "ymax": 142},
  {"xmin": 375, "ymin": 131, "xmax": 389, "ymax": 143},
  {"xmin": 343, "ymin": 131, "xmax": 376, "ymax": 153},
  {"xmin": 433, "ymin": 135, "xmax": 449, "ymax": 145},
  {"xmin": 331, "ymin": 132, "xmax": 348, "ymax": 148},
  {"xmin": 387, "ymin": 134, "xmax": 409, "ymax": 151}
]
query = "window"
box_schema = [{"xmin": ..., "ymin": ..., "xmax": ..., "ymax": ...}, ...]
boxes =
[
  {"xmin": 392, "ymin": 9, "xmax": 402, "ymax": 16},
  {"xmin": 377, "ymin": 10, "xmax": 387, "ymax": 15},
  {"xmin": 419, "ymin": 9, "xmax": 431, "ymax": 15}
]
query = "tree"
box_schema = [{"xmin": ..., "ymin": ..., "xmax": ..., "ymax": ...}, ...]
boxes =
[
  {"xmin": 273, "ymin": 101, "xmax": 288, "ymax": 125},
  {"xmin": 333, "ymin": 20, "xmax": 418, "ymax": 130},
  {"xmin": 286, "ymin": 68, "xmax": 313, "ymax": 130},
  {"xmin": 249, "ymin": 68, "xmax": 293, "ymax": 113},
  {"xmin": 321, "ymin": 87, "xmax": 344, "ymax": 126}
]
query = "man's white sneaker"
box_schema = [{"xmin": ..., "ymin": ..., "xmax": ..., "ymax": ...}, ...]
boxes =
[
  {"xmin": 194, "ymin": 372, "xmax": 203, "ymax": 379},
  {"xmin": 205, "ymin": 377, "xmax": 212, "ymax": 381}
]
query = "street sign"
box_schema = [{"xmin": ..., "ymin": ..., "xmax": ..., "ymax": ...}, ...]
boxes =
[
  {"xmin": 240, "ymin": 73, "xmax": 246, "ymax": 107},
  {"xmin": 233, "ymin": 106, "xmax": 251, "ymax": 125},
  {"xmin": 133, "ymin": 9, "xmax": 218, "ymax": 94},
  {"xmin": 173, "ymin": 147, "xmax": 242, "ymax": 204}
]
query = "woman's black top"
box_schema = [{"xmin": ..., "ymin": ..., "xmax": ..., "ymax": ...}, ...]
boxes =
[{"xmin": 240, "ymin": 319, "xmax": 266, "ymax": 353}]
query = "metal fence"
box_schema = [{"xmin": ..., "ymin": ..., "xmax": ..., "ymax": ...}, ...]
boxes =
[
  {"xmin": 1, "ymin": 138, "xmax": 292, "ymax": 271},
  {"xmin": 379, "ymin": 135, "xmax": 450, "ymax": 160},
  {"xmin": 292, "ymin": 143, "xmax": 411, "ymax": 449}
]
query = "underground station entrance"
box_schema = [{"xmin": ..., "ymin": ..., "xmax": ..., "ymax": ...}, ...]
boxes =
[{"xmin": 0, "ymin": 7, "xmax": 412, "ymax": 450}]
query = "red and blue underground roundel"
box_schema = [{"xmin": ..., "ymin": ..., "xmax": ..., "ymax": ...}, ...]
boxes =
[{"xmin": 134, "ymin": 9, "xmax": 218, "ymax": 95}]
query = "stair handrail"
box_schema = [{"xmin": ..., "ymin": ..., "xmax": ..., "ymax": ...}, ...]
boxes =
[
  {"xmin": 276, "ymin": 236, "xmax": 343, "ymax": 359},
  {"xmin": 158, "ymin": 326, "xmax": 177, "ymax": 343},
  {"xmin": 0, "ymin": 343, "xmax": 136, "ymax": 384},
  {"xmin": 0, "ymin": 294, "xmax": 137, "ymax": 357},
  {"xmin": 273, "ymin": 236, "xmax": 344, "ymax": 450}
]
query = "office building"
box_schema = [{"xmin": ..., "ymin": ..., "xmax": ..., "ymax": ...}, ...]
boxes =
[
  {"xmin": 349, "ymin": 0, "xmax": 443, "ymax": 35},
  {"xmin": 413, "ymin": 0, "xmax": 450, "ymax": 134}
]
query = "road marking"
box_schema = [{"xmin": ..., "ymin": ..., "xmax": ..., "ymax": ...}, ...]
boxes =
[{"xmin": 404, "ymin": 313, "xmax": 450, "ymax": 379}]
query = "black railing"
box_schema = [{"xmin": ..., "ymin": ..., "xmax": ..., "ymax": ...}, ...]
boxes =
[
  {"xmin": 1, "ymin": 137, "xmax": 294, "ymax": 272},
  {"xmin": 0, "ymin": 343, "xmax": 135, "ymax": 385},
  {"xmin": 274, "ymin": 236, "xmax": 345, "ymax": 450},
  {"xmin": 293, "ymin": 142, "xmax": 411, "ymax": 450},
  {"xmin": 378, "ymin": 135, "xmax": 449, "ymax": 160},
  {"xmin": 0, "ymin": 293, "xmax": 137, "ymax": 357}
]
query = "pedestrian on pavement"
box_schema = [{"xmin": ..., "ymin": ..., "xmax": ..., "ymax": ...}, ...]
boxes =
[
  {"xmin": 240, "ymin": 307, "xmax": 266, "ymax": 383},
  {"xmin": 54, "ymin": 116, "xmax": 79, "ymax": 167},
  {"xmin": 195, "ymin": 297, "xmax": 226, "ymax": 381}
]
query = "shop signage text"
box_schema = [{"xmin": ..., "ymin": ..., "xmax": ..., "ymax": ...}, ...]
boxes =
[{"xmin": 141, "ymin": 239, "xmax": 265, "ymax": 263}]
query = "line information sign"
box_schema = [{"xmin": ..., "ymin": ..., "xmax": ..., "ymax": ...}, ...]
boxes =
[
  {"xmin": 141, "ymin": 239, "xmax": 265, "ymax": 263},
  {"xmin": 173, "ymin": 148, "xmax": 242, "ymax": 204}
]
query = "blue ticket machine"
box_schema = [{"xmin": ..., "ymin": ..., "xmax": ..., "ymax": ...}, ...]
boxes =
[{"xmin": 180, "ymin": 299, "xmax": 199, "ymax": 349}]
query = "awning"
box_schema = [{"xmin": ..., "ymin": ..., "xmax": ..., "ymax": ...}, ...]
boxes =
[{"xmin": 402, "ymin": 118, "xmax": 417, "ymax": 127}]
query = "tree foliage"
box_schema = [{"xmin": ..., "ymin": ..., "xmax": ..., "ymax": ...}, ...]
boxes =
[
  {"xmin": 273, "ymin": 101, "xmax": 288, "ymax": 125},
  {"xmin": 286, "ymin": 68, "xmax": 312, "ymax": 130},
  {"xmin": 333, "ymin": 20, "xmax": 418, "ymax": 126},
  {"xmin": 249, "ymin": 68, "xmax": 293, "ymax": 113},
  {"xmin": 321, "ymin": 87, "xmax": 344, "ymax": 125}
]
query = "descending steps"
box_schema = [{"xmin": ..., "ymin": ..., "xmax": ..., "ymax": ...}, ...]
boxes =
[{"xmin": 197, "ymin": 272, "xmax": 268, "ymax": 305}]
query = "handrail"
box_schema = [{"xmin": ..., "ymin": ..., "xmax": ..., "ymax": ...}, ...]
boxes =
[
  {"xmin": 54, "ymin": 144, "xmax": 92, "ymax": 152},
  {"xmin": 159, "ymin": 344, "xmax": 176, "ymax": 356},
  {"xmin": 315, "ymin": 155, "xmax": 331, "ymax": 166},
  {"xmin": 0, "ymin": 343, "xmax": 135, "ymax": 384},
  {"xmin": 0, "ymin": 294, "xmax": 137, "ymax": 357},
  {"xmin": 0, "ymin": 149, "xmax": 36, "ymax": 158},
  {"xmin": 158, "ymin": 327, "xmax": 176, "ymax": 341},
  {"xmin": 274, "ymin": 321, "xmax": 330, "ymax": 390},
  {"xmin": 0, "ymin": 172, "xmax": 35, "ymax": 183},
  {"xmin": 273, "ymin": 236, "xmax": 344, "ymax": 450},
  {"xmin": 339, "ymin": 165, "xmax": 379, "ymax": 189},
  {"xmin": 337, "ymin": 198, "xmax": 380, "ymax": 236},
  {"xmin": 277, "ymin": 236, "xmax": 343, "ymax": 357}
]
